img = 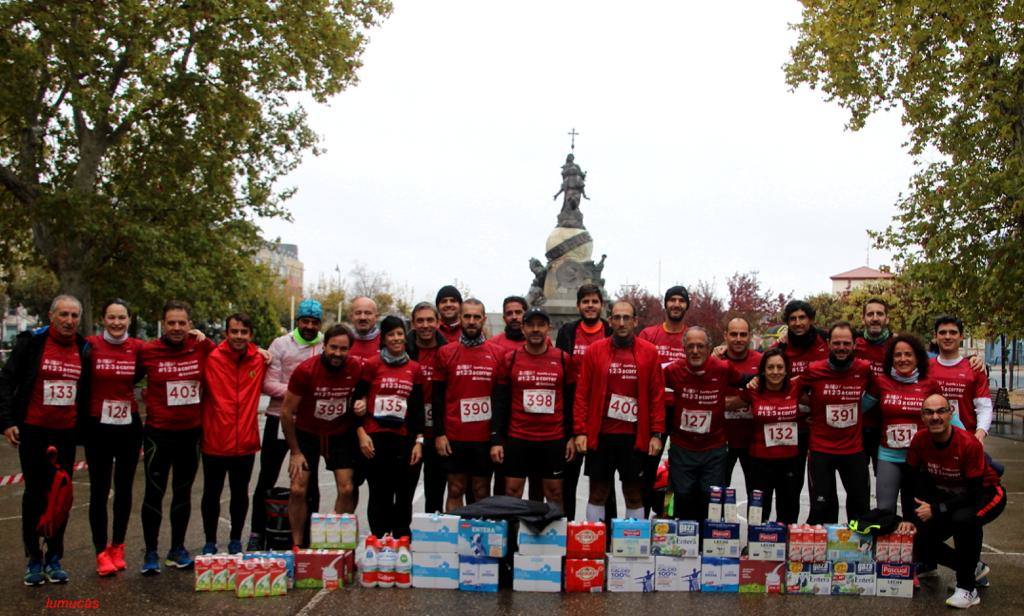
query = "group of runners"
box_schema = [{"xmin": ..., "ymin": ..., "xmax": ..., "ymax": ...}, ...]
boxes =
[{"xmin": 0, "ymin": 283, "xmax": 1006, "ymax": 608}]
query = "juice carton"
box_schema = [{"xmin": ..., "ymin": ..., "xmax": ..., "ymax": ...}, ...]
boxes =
[
  {"xmin": 270, "ymin": 559, "xmax": 288, "ymax": 596},
  {"xmin": 812, "ymin": 525, "xmax": 827, "ymax": 562},
  {"xmin": 831, "ymin": 560, "xmax": 875, "ymax": 596},
  {"xmin": 254, "ymin": 560, "xmax": 272, "ymax": 598},
  {"xmin": 898, "ymin": 528, "xmax": 915, "ymax": 564},
  {"xmin": 785, "ymin": 561, "xmax": 831, "ymax": 595},
  {"xmin": 826, "ymin": 524, "xmax": 873, "ymax": 563},
  {"xmin": 788, "ymin": 524, "xmax": 803, "ymax": 562},
  {"xmin": 651, "ymin": 519, "xmax": 699, "ymax": 557}
]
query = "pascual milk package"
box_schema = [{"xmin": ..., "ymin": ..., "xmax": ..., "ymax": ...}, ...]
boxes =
[
  {"xmin": 410, "ymin": 513, "xmax": 459, "ymax": 553},
  {"xmin": 512, "ymin": 553, "xmax": 562, "ymax": 592},
  {"xmin": 610, "ymin": 518, "xmax": 651, "ymax": 557},
  {"xmin": 748, "ymin": 523, "xmax": 788, "ymax": 561},
  {"xmin": 654, "ymin": 556, "xmax": 701, "ymax": 592},
  {"xmin": 701, "ymin": 521, "xmax": 740, "ymax": 557},
  {"xmin": 517, "ymin": 519, "xmax": 567, "ymax": 556},
  {"xmin": 606, "ymin": 555, "xmax": 656, "ymax": 592},
  {"xmin": 650, "ymin": 519, "xmax": 700, "ymax": 557},
  {"xmin": 875, "ymin": 562, "xmax": 913, "ymax": 599}
]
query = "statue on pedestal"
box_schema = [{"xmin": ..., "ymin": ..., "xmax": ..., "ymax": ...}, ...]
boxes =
[{"xmin": 553, "ymin": 153, "xmax": 588, "ymax": 229}]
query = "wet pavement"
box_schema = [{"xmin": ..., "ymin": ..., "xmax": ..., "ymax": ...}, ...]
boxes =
[{"xmin": 1, "ymin": 421, "xmax": 1021, "ymax": 615}]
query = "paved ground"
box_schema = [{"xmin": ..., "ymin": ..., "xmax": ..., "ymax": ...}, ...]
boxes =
[{"xmin": 1, "ymin": 419, "xmax": 1021, "ymax": 615}]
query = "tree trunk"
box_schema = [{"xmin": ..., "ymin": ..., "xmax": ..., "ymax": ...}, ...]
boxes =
[{"xmin": 58, "ymin": 266, "xmax": 93, "ymax": 336}]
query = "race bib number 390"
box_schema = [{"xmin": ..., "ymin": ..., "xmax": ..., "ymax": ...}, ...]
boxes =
[
  {"xmin": 606, "ymin": 394, "xmax": 638, "ymax": 423},
  {"xmin": 679, "ymin": 408, "xmax": 711, "ymax": 433},
  {"xmin": 166, "ymin": 380, "xmax": 200, "ymax": 406},
  {"xmin": 826, "ymin": 403, "xmax": 858, "ymax": 429},
  {"xmin": 314, "ymin": 398, "xmax": 347, "ymax": 421},
  {"xmin": 885, "ymin": 423, "xmax": 917, "ymax": 448},
  {"xmin": 101, "ymin": 399, "xmax": 132, "ymax": 425},
  {"xmin": 523, "ymin": 389, "xmax": 556, "ymax": 414},
  {"xmin": 460, "ymin": 397, "xmax": 491, "ymax": 423},
  {"xmin": 764, "ymin": 421, "xmax": 797, "ymax": 447},
  {"xmin": 43, "ymin": 380, "xmax": 77, "ymax": 406},
  {"xmin": 374, "ymin": 395, "xmax": 408, "ymax": 420}
]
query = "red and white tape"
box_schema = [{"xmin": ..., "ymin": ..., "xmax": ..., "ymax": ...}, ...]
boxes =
[{"xmin": 0, "ymin": 460, "xmax": 89, "ymax": 487}]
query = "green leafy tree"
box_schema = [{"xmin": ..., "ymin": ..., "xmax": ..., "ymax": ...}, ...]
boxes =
[
  {"xmin": 0, "ymin": 1, "xmax": 391, "ymax": 329},
  {"xmin": 806, "ymin": 279, "xmax": 935, "ymax": 340},
  {"xmin": 786, "ymin": 1, "xmax": 1024, "ymax": 337}
]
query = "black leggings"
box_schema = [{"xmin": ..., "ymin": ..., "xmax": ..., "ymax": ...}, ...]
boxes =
[
  {"xmin": 806, "ymin": 450, "xmax": 870, "ymax": 524},
  {"xmin": 85, "ymin": 417, "xmax": 142, "ymax": 552},
  {"xmin": 18, "ymin": 424, "xmax": 76, "ymax": 560},
  {"xmin": 249, "ymin": 415, "xmax": 319, "ymax": 535},
  {"xmin": 365, "ymin": 433, "xmax": 415, "ymax": 537},
  {"xmin": 915, "ymin": 486, "xmax": 1006, "ymax": 592},
  {"xmin": 749, "ymin": 455, "xmax": 803, "ymax": 525},
  {"xmin": 418, "ymin": 441, "xmax": 447, "ymax": 514},
  {"xmin": 141, "ymin": 426, "xmax": 201, "ymax": 553},
  {"xmin": 201, "ymin": 453, "xmax": 255, "ymax": 544}
]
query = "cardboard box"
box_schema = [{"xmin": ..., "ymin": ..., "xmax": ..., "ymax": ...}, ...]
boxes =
[
  {"xmin": 244, "ymin": 551, "xmax": 295, "ymax": 588},
  {"xmin": 785, "ymin": 561, "xmax": 832, "ymax": 595},
  {"xmin": 826, "ymin": 524, "xmax": 873, "ymax": 563},
  {"xmin": 411, "ymin": 552, "xmax": 459, "ymax": 589},
  {"xmin": 458, "ymin": 555, "xmax": 499, "ymax": 592},
  {"xmin": 832, "ymin": 560, "xmax": 876, "ymax": 596},
  {"xmin": 458, "ymin": 519, "xmax": 508, "ymax": 558},
  {"xmin": 875, "ymin": 562, "xmax": 913, "ymax": 598},
  {"xmin": 701, "ymin": 556, "xmax": 740, "ymax": 592},
  {"xmin": 607, "ymin": 555, "xmax": 656, "ymax": 592},
  {"xmin": 294, "ymin": 549, "xmax": 353, "ymax": 589},
  {"xmin": 512, "ymin": 553, "xmax": 562, "ymax": 592},
  {"xmin": 567, "ymin": 521, "xmax": 606, "ymax": 558},
  {"xmin": 702, "ymin": 521, "xmax": 740, "ymax": 557},
  {"xmin": 748, "ymin": 523, "xmax": 788, "ymax": 561},
  {"xmin": 518, "ymin": 519, "xmax": 567, "ymax": 556},
  {"xmin": 565, "ymin": 558, "xmax": 605, "ymax": 593},
  {"xmin": 654, "ymin": 555, "xmax": 701, "ymax": 592},
  {"xmin": 611, "ymin": 518, "xmax": 651, "ymax": 557},
  {"xmin": 411, "ymin": 513, "xmax": 460, "ymax": 553},
  {"xmin": 651, "ymin": 519, "xmax": 700, "ymax": 557},
  {"xmin": 739, "ymin": 557, "xmax": 785, "ymax": 593}
]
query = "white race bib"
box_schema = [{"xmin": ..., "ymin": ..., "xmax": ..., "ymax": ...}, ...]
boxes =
[
  {"xmin": 424, "ymin": 403, "xmax": 434, "ymax": 428},
  {"xmin": 460, "ymin": 397, "xmax": 492, "ymax": 423},
  {"xmin": 764, "ymin": 421, "xmax": 798, "ymax": 447},
  {"xmin": 166, "ymin": 380, "xmax": 200, "ymax": 406},
  {"xmin": 825, "ymin": 403, "xmax": 858, "ymax": 429},
  {"xmin": 606, "ymin": 393, "xmax": 638, "ymax": 423},
  {"xmin": 885, "ymin": 423, "xmax": 917, "ymax": 448},
  {"xmin": 43, "ymin": 380, "xmax": 77, "ymax": 406},
  {"xmin": 679, "ymin": 408, "xmax": 711, "ymax": 433},
  {"xmin": 724, "ymin": 406, "xmax": 753, "ymax": 420},
  {"xmin": 314, "ymin": 398, "xmax": 347, "ymax": 421},
  {"xmin": 100, "ymin": 399, "xmax": 132, "ymax": 425},
  {"xmin": 523, "ymin": 389, "xmax": 556, "ymax": 414},
  {"xmin": 374, "ymin": 395, "xmax": 408, "ymax": 420}
]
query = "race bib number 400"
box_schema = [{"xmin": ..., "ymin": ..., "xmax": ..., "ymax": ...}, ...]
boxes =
[
  {"xmin": 314, "ymin": 398, "xmax": 347, "ymax": 421},
  {"xmin": 764, "ymin": 422, "xmax": 797, "ymax": 447},
  {"xmin": 885, "ymin": 423, "xmax": 917, "ymax": 448},
  {"xmin": 460, "ymin": 397, "xmax": 492, "ymax": 423},
  {"xmin": 43, "ymin": 380, "xmax": 77, "ymax": 406},
  {"xmin": 166, "ymin": 380, "xmax": 200, "ymax": 406},
  {"xmin": 374, "ymin": 395, "xmax": 408, "ymax": 420},
  {"xmin": 606, "ymin": 394, "xmax": 638, "ymax": 423},
  {"xmin": 679, "ymin": 409, "xmax": 711, "ymax": 434},
  {"xmin": 826, "ymin": 403, "xmax": 858, "ymax": 429},
  {"xmin": 100, "ymin": 400, "xmax": 132, "ymax": 425},
  {"xmin": 523, "ymin": 389, "xmax": 556, "ymax": 414}
]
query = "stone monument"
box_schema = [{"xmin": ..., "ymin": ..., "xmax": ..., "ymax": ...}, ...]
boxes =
[{"xmin": 527, "ymin": 130, "xmax": 609, "ymax": 330}]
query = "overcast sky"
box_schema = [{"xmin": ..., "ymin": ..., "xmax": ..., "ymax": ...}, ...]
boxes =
[{"xmin": 260, "ymin": 0, "xmax": 916, "ymax": 313}]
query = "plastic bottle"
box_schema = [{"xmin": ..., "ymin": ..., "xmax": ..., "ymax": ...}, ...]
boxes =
[
  {"xmin": 395, "ymin": 537, "xmax": 412, "ymax": 589},
  {"xmin": 361, "ymin": 535, "xmax": 379, "ymax": 588},
  {"xmin": 377, "ymin": 534, "xmax": 396, "ymax": 588}
]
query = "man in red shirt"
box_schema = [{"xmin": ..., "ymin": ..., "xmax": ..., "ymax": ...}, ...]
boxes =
[
  {"xmin": 930, "ymin": 315, "xmax": 992, "ymax": 444},
  {"xmin": 435, "ymin": 285, "xmax": 463, "ymax": 344},
  {"xmin": 347, "ymin": 296, "xmax": 380, "ymax": 361},
  {"xmin": 1, "ymin": 295, "xmax": 88, "ymax": 586},
  {"xmin": 574, "ymin": 300, "xmax": 664, "ymax": 523},
  {"xmin": 407, "ymin": 302, "xmax": 448, "ymax": 513},
  {"xmin": 433, "ymin": 299, "xmax": 501, "ymax": 512},
  {"xmin": 489, "ymin": 296, "xmax": 528, "ymax": 354},
  {"xmin": 719, "ymin": 317, "xmax": 762, "ymax": 501},
  {"xmin": 854, "ymin": 298, "xmax": 890, "ymax": 474},
  {"xmin": 906, "ymin": 393, "xmax": 1005, "ymax": 609},
  {"xmin": 282, "ymin": 324, "xmax": 364, "ymax": 546}
]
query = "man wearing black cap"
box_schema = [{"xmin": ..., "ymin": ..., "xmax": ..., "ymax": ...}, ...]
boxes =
[
  {"xmin": 490, "ymin": 307, "xmax": 576, "ymax": 508},
  {"xmin": 435, "ymin": 285, "xmax": 463, "ymax": 344}
]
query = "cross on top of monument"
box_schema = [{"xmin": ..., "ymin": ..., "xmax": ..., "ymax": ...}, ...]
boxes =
[{"xmin": 567, "ymin": 127, "xmax": 579, "ymax": 152}]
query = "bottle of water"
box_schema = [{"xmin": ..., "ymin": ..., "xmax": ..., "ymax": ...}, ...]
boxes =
[
  {"xmin": 395, "ymin": 537, "xmax": 412, "ymax": 589},
  {"xmin": 377, "ymin": 534, "xmax": 396, "ymax": 588},
  {"xmin": 360, "ymin": 535, "xmax": 379, "ymax": 588}
]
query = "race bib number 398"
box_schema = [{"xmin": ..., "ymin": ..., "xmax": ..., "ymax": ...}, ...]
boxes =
[
  {"xmin": 314, "ymin": 398, "xmax": 347, "ymax": 421},
  {"xmin": 606, "ymin": 394, "xmax": 638, "ymax": 423},
  {"xmin": 43, "ymin": 380, "xmax": 77, "ymax": 406},
  {"xmin": 100, "ymin": 399, "xmax": 132, "ymax": 425},
  {"xmin": 826, "ymin": 403, "xmax": 858, "ymax": 429},
  {"xmin": 885, "ymin": 423, "xmax": 917, "ymax": 448},
  {"xmin": 523, "ymin": 389, "xmax": 556, "ymax": 414},
  {"xmin": 460, "ymin": 397, "xmax": 491, "ymax": 423},
  {"xmin": 166, "ymin": 380, "xmax": 200, "ymax": 406}
]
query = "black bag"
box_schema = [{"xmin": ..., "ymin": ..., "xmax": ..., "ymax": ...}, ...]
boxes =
[{"xmin": 265, "ymin": 487, "xmax": 293, "ymax": 550}]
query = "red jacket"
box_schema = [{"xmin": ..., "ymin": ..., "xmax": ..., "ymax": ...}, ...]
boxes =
[
  {"xmin": 573, "ymin": 336, "xmax": 665, "ymax": 452},
  {"xmin": 201, "ymin": 340, "xmax": 267, "ymax": 457}
]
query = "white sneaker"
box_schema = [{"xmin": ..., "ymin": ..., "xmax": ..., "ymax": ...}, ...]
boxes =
[{"xmin": 946, "ymin": 587, "xmax": 980, "ymax": 609}]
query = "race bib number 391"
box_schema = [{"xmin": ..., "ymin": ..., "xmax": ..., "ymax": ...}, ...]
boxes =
[
  {"xmin": 523, "ymin": 389, "xmax": 556, "ymax": 414},
  {"xmin": 43, "ymin": 380, "xmax": 77, "ymax": 406},
  {"xmin": 314, "ymin": 398, "xmax": 347, "ymax": 421},
  {"xmin": 460, "ymin": 397, "xmax": 491, "ymax": 423},
  {"xmin": 166, "ymin": 380, "xmax": 200, "ymax": 406},
  {"xmin": 826, "ymin": 403, "xmax": 858, "ymax": 429},
  {"xmin": 885, "ymin": 423, "xmax": 917, "ymax": 448},
  {"xmin": 100, "ymin": 399, "xmax": 132, "ymax": 425},
  {"xmin": 606, "ymin": 394, "xmax": 638, "ymax": 423}
]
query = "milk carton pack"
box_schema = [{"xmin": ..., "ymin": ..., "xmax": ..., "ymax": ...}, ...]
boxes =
[
  {"xmin": 458, "ymin": 555, "xmax": 499, "ymax": 592},
  {"xmin": 458, "ymin": 519, "xmax": 508, "ymax": 558},
  {"xmin": 512, "ymin": 553, "xmax": 562, "ymax": 592},
  {"xmin": 826, "ymin": 524, "xmax": 873, "ymax": 563},
  {"xmin": 294, "ymin": 549, "xmax": 353, "ymax": 589},
  {"xmin": 244, "ymin": 551, "xmax": 295, "ymax": 588},
  {"xmin": 748, "ymin": 523, "xmax": 787, "ymax": 561},
  {"xmin": 874, "ymin": 528, "xmax": 915, "ymax": 564},
  {"xmin": 831, "ymin": 560, "xmax": 876, "ymax": 596},
  {"xmin": 654, "ymin": 556, "xmax": 701, "ymax": 592},
  {"xmin": 651, "ymin": 519, "xmax": 700, "ymax": 557},
  {"xmin": 723, "ymin": 487, "xmax": 738, "ymax": 523},
  {"xmin": 606, "ymin": 555, "xmax": 656, "ymax": 592},
  {"xmin": 876, "ymin": 562, "xmax": 913, "ymax": 598},
  {"xmin": 702, "ymin": 521, "xmax": 740, "ymax": 557},
  {"xmin": 411, "ymin": 552, "xmax": 459, "ymax": 589},
  {"xmin": 234, "ymin": 558, "xmax": 287, "ymax": 598},
  {"xmin": 564, "ymin": 558, "xmax": 605, "ymax": 593},
  {"xmin": 708, "ymin": 486, "xmax": 724, "ymax": 520},
  {"xmin": 700, "ymin": 556, "xmax": 740, "ymax": 592},
  {"xmin": 747, "ymin": 489, "xmax": 764, "ymax": 526},
  {"xmin": 517, "ymin": 519, "xmax": 567, "ymax": 556},
  {"xmin": 610, "ymin": 518, "xmax": 651, "ymax": 557},
  {"xmin": 309, "ymin": 514, "xmax": 327, "ymax": 547},
  {"xmin": 785, "ymin": 561, "xmax": 832, "ymax": 595},
  {"xmin": 411, "ymin": 512, "xmax": 459, "ymax": 553},
  {"xmin": 198, "ymin": 554, "xmax": 241, "ymax": 591},
  {"xmin": 194, "ymin": 555, "xmax": 215, "ymax": 591},
  {"xmin": 567, "ymin": 521, "xmax": 606, "ymax": 558},
  {"xmin": 739, "ymin": 557, "xmax": 785, "ymax": 593},
  {"xmin": 338, "ymin": 513, "xmax": 358, "ymax": 549}
]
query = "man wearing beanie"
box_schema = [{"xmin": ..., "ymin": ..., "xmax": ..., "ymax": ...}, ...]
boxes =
[
  {"xmin": 435, "ymin": 285, "xmax": 464, "ymax": 344},
  {"xmin": 348, "ymin": 297, "xmax": 380, "ymax": 361},
  {"xmin": 249, "ymin": 299, "xmax": 324, "ymax": 550}
]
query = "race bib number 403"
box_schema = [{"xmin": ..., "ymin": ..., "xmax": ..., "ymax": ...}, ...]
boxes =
[
  {"xmin": 764, "ymin": 421, "xmax": 797, "ymax": 447},
  {"xmin": 885, "ymin": 423, "xmax": 917, "ymax": 448},
  {"xmin": 826, "ymin": 403, "xmax": 858, "ymax": 429},
  {"xmin": 314, "ymin": 398, "xmax": 347, "ymax": 421},
  {"xmin": 606, "ymin": 394, "xmax": 638, "ymax": 423},
  {"xmin": 679, "ymin": 409, "xmax": 711, "ymax": 433},
  {"xmin": 166, "ymin": 380, "xmax": 200, "ymax": 406},
  {"xmin": 43, "ymin": 380, "xmax": 77, "ymax": 406},
  {"xmin": 523, "ymin": 389, "xmax": 556, "ymax": 414},
  {"xmin": 460, "ymin": 397, "xmax": 492, "ymax": 423},
  {"xmin": 100, "ymin": 399, "xmax": 132, "ymax": 425}
]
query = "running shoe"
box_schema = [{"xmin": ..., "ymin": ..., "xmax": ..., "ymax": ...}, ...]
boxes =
[
  {"xmin": 43, "ymin": 557, "xmax": 69, "ymax": 584},
  {"xmin": 141, "ymin": 550, "xmax": 161, "ymax": 576},
  {"xmin": 165, "ymin": 547, "xmax": 195, "ymax": 569},
  {"xmin": 24, "ymin": 559, "xmax": 45, "ymax": 586},
  {"xmin": 946, "ymin": 587, "xmax": 980, "ymax": 609}
]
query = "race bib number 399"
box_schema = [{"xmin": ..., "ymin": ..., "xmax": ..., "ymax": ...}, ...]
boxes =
[
  {"xmin": 764, "ymin": 421, "xmax": 797, "ymax": 447},
  {"xmin": 523, "ymin": 389, "xmax": 556, "ymax": 414},
  {"xmin": 460, "ymin": 397, "xmax": 491, "ymax": 423},
  {"xmin": 166, "ymin": 380, "xmax": 200, "ymax": 406},
  {"xmin": 885, "ymin": 423, "xmax": 917, "ymax": 448},
  {"xmin": 679, "ymin": 409, "xmax": 711, "ymax": 433},
  {"xmin": 826, "ymin": 403, "xmax": 858, "ymax": 429},
  {"xmin": 606, "ymin": 394, "xmax": 638, "ymax": 423},
  {"xmin": 100, "ymin": 399, "xmax": 132, "ymax": 425},
  {"xmin": 314, "ymin": 398, "xmax": 347, "ymax": 421},
  {"xmin": 43, "ymin": 380, "xmax": 77, "ymax": 406}
]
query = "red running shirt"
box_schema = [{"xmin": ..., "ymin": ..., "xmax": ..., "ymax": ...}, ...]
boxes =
[
  {"xmin": 664, "ymin": 356, "xmax": 740, "ymax": 452},
  {"xmin": 139, "ymin": 336, "xmax": 215, "ymax": 431},
  {"xmin": 433, "ymin": 342, "xmax": 501, "ymax": 442},
  {"xmin": 24, "ymin": 333, "xmax": 82, "ymax": 430},
  {"xmin": 86, "ymin": 335, "xmax": 143, "ymax": 421},
  {"xmin": 598, "ymin": 346, "xmax": 639, "ymax": 436},
  {"xmin": 361, "ymin": 354, "xmax": 423, "ymax": 437},
  {"xmin": 722, "ymin": 350, "xmax": 762, "ymax": 450},
  {"xmin": 907, "ymin": 426, "xmax": 999, "ymax": 492},
  {"xmin": 502, "ymin": 346, "xmax": 574, "ymax": 442},
  {"xmin": 740, "ymin": 380, "xmax": 803, "ymax": 459},
  {"xmin": 288, "ymin": 355, "xmax": 363, "ymax": 436},
  {"xmin": 870, "ymin": 375, "xmax": 940, "ymax": 450},
  {"xmin": 802, "ymin": 359, "xmax": 874, "ymax": 455},
  {"xmin": 929, "ymin": 357, "xmax": 990, "ymax": 432}
]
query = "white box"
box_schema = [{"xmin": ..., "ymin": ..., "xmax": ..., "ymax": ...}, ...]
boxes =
[
  {"xmin": 512, "ymin": 553, "xmax": 562, "ymax": 592},
  {"xmin": 651, "ymin": 519, "xmax": 700, "ymax": 557},
  {"xmin": 606, "ymin": 555, "xmax": 656, "ymax": 592},
  {"xmin": 411, "ymin": 513, "xmax": 459, "ymax": 553},
  {"xmin": 458, "ymin": 519, "xmax": 508, "ymax": 558},
  {"xmin": 411, "ymin": 552, "xmax": 458, "ymax": 589},
  {"xmin": 785, "ymin": 561, "xmax": 832, "ymax": 595},
  {"xmin": 458, "ymin": 555, "xmax": 499, "ymax": 592},
  {"xmin": 876, "ymin": 562, "xmax": 913, "ymax": 598},
  {"xmin": 655, "ymin": 556, "xmax": 702, "ymax": 592},
  {"xmin": 701, "ymin": 556, "xmax": 740, "ymax": 592},
  {"xmin": 832, "ymin": 561, "xmax": 875, "ymax": 596},
  {"xmin": 518, "ymin": 519, "xmax": 567, "ymax": 556}
]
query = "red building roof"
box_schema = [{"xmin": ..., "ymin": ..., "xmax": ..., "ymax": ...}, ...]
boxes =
[{"xmin": 830, "ymin": 266, "xmax": 895, "ymax": 280}]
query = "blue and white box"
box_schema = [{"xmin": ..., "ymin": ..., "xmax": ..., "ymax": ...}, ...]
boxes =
[
  {"xmin": 458, "ymin": 555, "xmax": 499, "ymax": 592},
  {"xmin": 831, "ymin": 560, "xmax": 876, "ymax": 596},
  {"xmin": 411, "ymin": 552, "xmax": 459, "ymax": 589},
  {"xmin": 611, "ymin": 518, "xmax": 651, "ymax": 557},
  {"xmin": 458, "ymin": 519, "xmax": 508, "ymax": 558},
  {"xmin": 411, "ymin": 513, "xmax": 459, "ymax": 553},
  {"xmin": 517, "ymin": 519, "xmax": 567, "ymax": 556},
  {"xmin": 701, "ymin": 556, "xmax": 740, "ymax": 593},
  {"xmin": 655, "ymin": 555, "xmax": 702, "ymax": 592},
  {"xmin": 607, "ymin": 555, "xmax": 656, "ymax": 592},
  {"xmin": 702, "ymin": 521, "xmax": 741, "ymax": 557},
  {"xmin": 512, "ymin": 553, "xmax": 562, "ymax": 592},
  {"xmin": 748, "ymin": 523, "xmax": 788, "ymax": 561},
  {"xmin": 651, "ymin": 519, "xmax": 700, "ymax": 557}
]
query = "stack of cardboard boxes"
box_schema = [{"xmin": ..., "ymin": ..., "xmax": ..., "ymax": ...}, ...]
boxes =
[{"xmin": 410, "ymin": 513, "xmax": 460, "ymax": 589}]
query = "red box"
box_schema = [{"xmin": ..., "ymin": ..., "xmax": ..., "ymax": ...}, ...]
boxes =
[
  {"xmin": 565, "ymin": 558, "xmax": 605, "ymax": 592},
  {"xmin": 739, "ymin": 557, "xmax": 785, "ymax": 593},
  {"xmin": 294, "ymin": 549, "xmax": 355, "ymax": 589},
  {"xmin": 567, "ymin": 522, "xmax": 606, "ymax": 558}
]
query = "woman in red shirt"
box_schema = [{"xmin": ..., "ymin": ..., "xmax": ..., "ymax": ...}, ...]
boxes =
[
  {"xmin": 740, "ymin": 348, "xmax": 804, "ymax": 524},
  {"xmin": 355, "ymin": 316, "xmax": 424, "ymax": 537}
]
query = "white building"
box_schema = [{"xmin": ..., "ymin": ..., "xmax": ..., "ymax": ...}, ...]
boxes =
[{"xmin": 830, "ymin": 266, "xmax": 895, "ymax": 293}]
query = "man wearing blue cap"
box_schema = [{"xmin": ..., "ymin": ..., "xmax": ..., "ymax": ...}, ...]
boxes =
[{"xmin": 247, "ymin": 299, "xmax": 324, "ymax": 550}]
